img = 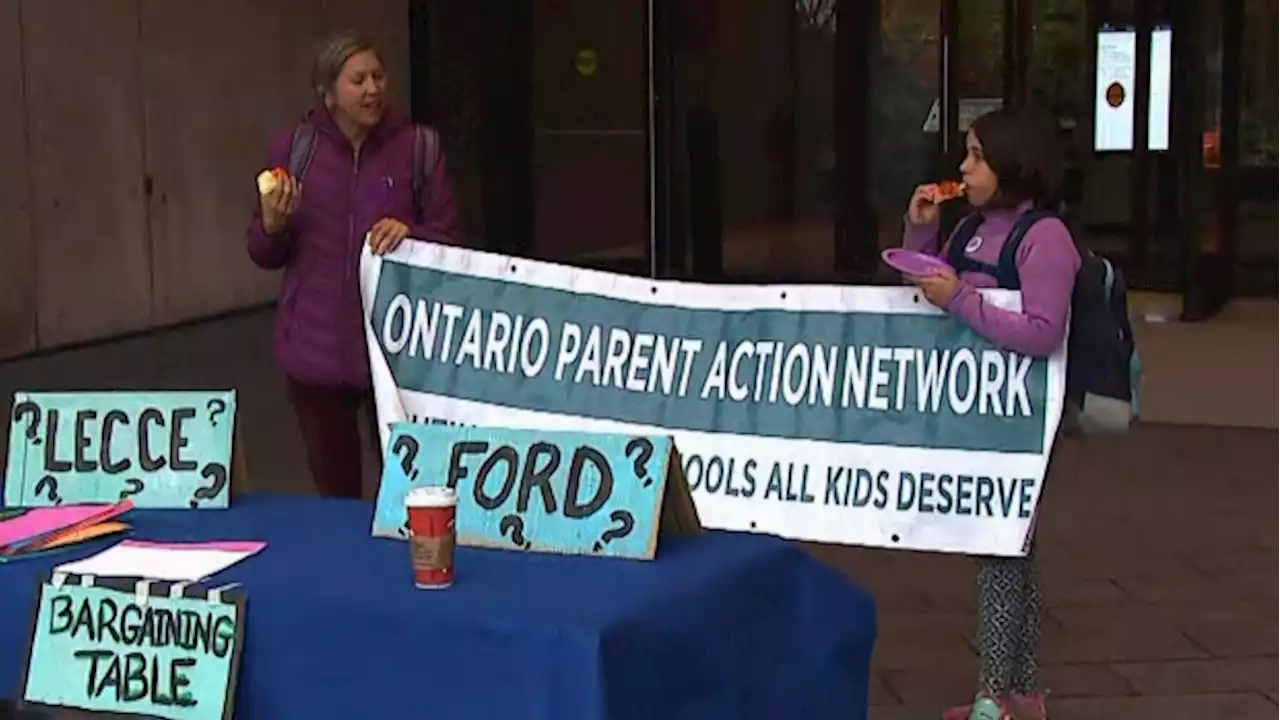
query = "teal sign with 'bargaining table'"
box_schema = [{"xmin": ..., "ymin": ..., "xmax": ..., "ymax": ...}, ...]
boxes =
[
  {"xmin": 5, "ymin": 391, "xmax": 236, "ymax": 509},
  {"xmin": 18, "ymin": 573, "xmax": 246, "ymax": 720},
  {"xmin": 373, "ymin": 424, "xmax": 677, "ymax": 559}
]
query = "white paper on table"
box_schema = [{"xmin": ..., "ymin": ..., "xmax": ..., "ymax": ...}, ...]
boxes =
[{"xmin": 53, "ymin": 539, "xmax": 267, "ymax": 582}]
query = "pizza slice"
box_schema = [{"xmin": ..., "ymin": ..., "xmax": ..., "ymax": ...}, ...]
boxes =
[{"xmin": 933, "ymin": 180, "xmax": 967, "ymax": 202}]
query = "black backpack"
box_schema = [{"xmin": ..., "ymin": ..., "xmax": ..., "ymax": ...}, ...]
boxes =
[{"xmin": 946, "ymin": 208, "xmax": 1142, "ymax": 433}]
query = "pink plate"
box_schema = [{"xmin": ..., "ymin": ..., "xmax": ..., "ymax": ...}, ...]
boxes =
[{"xmin": 881, "ymin": 248, "xmax": 952, "ymax": 276}]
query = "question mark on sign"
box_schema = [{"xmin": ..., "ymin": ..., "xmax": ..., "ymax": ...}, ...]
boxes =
[
  {"xmin": 34, "ymin": 476, "xmax": 62, "ymax": 506},
  {"xmin": 391, "ymin": 435, "xmax": 421, "ymax": 482},
  {"xmin": 625, "ymin": 437, "xmax": 655, "ymax": 488},
  {"xmin": 499, "ymin": 514, "xmax": 532, "ymax": 549},
  {"xmin": 189, "ymin": 463, "xmax": 228, "ymax": 508},
  {"xmin": 119, "ymin": 478, "xmax": 145, "ymax": 502},
  {"xmin": 12, "ymin": 401, "xmax": 42, "ymax": 446},
  {"xmin": 592, "ymin": 510, "xmax": 635, "ymax": 553},
  {"xmin": 206, "ymin": 399, "xmax": 227, "ymax": 427}
]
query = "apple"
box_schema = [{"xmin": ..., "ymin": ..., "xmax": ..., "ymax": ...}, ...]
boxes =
[{"xmin": 256, "ymin": 167, "xmax": 288, "ymax": 196}]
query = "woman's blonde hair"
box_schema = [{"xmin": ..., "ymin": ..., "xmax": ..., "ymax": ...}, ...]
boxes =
[{"xmin": 310, "ymin": 30, "xmax": 381, "ymax": 105}]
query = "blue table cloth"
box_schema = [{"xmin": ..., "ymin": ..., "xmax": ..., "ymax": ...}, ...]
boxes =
[{"xmin": 0, "ymin": 494, "xmax": 877, "ymax": 720}]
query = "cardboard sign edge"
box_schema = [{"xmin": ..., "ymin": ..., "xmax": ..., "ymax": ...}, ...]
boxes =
[
  {"xmin": 4, "ymin": 391, "xmax": 34, "ymax": 508},
  {"xmin": 644, "ymin": 442, "xmax": 673, "ymax": 558},
  {"xmin": 660, "ymin": 443, "xmax": 704, "ymax": 538},
  {"xmin": 229, "ymin": 421, "xmax": 250, "ymax": 501}
]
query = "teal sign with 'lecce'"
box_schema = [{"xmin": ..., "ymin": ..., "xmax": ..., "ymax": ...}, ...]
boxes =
[
  {"xmin": 373, "ymin": 424, "xmax": 672, "ymax": 559},
  {"xmin": 4, "ymin": 391, "xmax": 236, "ymax": 509},
  {"xmin": 19, "ymin": 573, "xmax": 246, "ymax": 720}
]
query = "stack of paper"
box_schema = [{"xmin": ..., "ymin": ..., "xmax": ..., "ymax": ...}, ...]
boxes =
[
  {"xmin": 0, "ymin": 501, "xmax": 133, "ymax": 561},
  {"xmin": 54, "ymin": 539, "xmax": 267, "ymax": 582}
]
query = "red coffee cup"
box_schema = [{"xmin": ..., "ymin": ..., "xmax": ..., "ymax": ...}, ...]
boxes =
[{"xmin": 404, "ymin": 486, "xmax": 457, "ymax": 589}]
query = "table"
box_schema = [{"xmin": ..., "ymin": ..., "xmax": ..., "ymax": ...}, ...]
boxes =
[{"xmin": 0, "ymin": 494, "xmax": 877, "ymax": 720}]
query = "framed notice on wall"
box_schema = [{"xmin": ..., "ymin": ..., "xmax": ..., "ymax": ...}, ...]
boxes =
[
  {"xmin": 1147, "ymin": 25, "xmax": 1173, "ymax": 152},
  {"xmin": 1094, "ymin": 26, "xmax": 1137, "ymax": 151},
  {"xmin": 1094, "ymin": 25, "xmax": 1173, "ymax": 152}
]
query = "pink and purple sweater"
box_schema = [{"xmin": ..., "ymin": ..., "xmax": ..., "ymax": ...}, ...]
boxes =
[{"xmin": 902, "ymin": 201, "xmax": 1081, "ymax": 358}]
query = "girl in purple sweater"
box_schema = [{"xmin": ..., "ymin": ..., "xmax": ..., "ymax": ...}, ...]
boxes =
[{"xmin": 903, "ymin": 108, "xmax": 1079, "ymax": 720}]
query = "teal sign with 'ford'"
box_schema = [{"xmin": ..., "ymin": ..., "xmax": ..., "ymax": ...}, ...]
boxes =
[{"xmin": 373, "ymin": 424, "xmax": 683, "ymax": 560}]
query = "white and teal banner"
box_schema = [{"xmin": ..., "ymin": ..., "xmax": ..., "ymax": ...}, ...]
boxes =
[{"xmin": 359, "ymin": 242, "xmax": 1066, "ymax": 557}]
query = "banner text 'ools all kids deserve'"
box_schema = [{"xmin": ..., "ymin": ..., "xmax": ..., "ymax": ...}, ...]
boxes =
[{"xmin": 359, "ymin": 243, "xmax": 1066, "ymax": 557}]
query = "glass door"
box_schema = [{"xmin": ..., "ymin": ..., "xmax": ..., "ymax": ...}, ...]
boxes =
[
  {"xmin": 1233, "ymin": 0, "xmax": 1278, "ymax": 296},
  {"xmin": 867, "ymin": 0, "xmax": 947, "ymax": 280},
  {"xmin": 1188, "ymin": 0, "xmax": 1278, "ymax": 313},
  {"xmin": 932, "ymin": 0, "xmax": 1015, "ymax": 244},
  {"xmin": 1079, "ymin": 0, "xmax": 1178, "ymax": 290},
  {"xmin": 417, "ymin": 1, "xmax": 655, "ymax": 276},
  {"xmin": 1026, "ymin": 0, "xmax": 1089, "ymax": 236},
  {"xmin": 936, "ymin": 0, "xmax": 1196, "ymax": 293},
  {"xmin": 664, "ymin": 0, "xmax": 844, "ymax": 283},
  {"xmin": 1183, "ymin": 0, "xmax": 1231, "ymax": 316}
]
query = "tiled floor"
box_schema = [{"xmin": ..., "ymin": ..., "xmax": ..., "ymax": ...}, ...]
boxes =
[
  {"xmin": 1128, "ymin": 295, "xmax": 1278, "ymax": 430},
  {"xmin": 811, "ymin": 427, "xmax": 1279, "ymax": 718},
  {"xmin": 2, "ymin": 309, "xmax": 1276, "ymax": 719}
]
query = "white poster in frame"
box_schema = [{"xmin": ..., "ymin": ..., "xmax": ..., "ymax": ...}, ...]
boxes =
[
  {"xmin": 1147, "ymin": 26, "xmax": 1173, "ymax": 152},
  {"xmin": 1094, "ymin": 26, "xmax": 1137, "ymax": 152}
]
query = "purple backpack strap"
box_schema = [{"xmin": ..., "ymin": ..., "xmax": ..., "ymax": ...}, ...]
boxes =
[
  {"xmin": 287, "ymin": 123, "xmax": 318, "ymax": 180},
  {"xmin": 411, "ymin": 124, "xmax": 439, "ymax": 223}
]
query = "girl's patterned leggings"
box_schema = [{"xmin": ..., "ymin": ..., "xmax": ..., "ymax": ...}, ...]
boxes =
[{"xmin": 975, "ymin": 546, "xmax": 1044, "ymax": 694}]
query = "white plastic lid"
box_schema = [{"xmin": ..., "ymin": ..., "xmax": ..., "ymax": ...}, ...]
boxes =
[{"xmin": 404, "ymin": 486, "xmax": 458, "ymax": 508}]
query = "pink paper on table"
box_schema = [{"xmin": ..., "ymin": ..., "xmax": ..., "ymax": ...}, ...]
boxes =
[
  {"xmin": 122, "ymin": 539, "xmax": 267, "ymax": 553},
  {"xmin": 36, "ymin": 521, "xmax": 130, "ymax": 550},
  {"xmin": 54, "ymin": 538, "xmax": 268, "ymax": 582},
  {"xmin": 0, "ymin": 503, "xmax": 131, "ymax": 549}
]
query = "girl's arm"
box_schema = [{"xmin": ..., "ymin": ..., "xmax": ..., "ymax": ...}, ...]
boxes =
[
  {"xmin": 902, "ymin": 215, "xmax": 941, "ymax": 254},
  {"xmin": 943, "ymin": 218, "xmax": 1081, "ymax": 358}
]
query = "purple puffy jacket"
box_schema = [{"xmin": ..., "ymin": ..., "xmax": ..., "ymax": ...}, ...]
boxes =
[{"xmin": 246, "ymin": 106, "xmax": 462, "ymax": 389}]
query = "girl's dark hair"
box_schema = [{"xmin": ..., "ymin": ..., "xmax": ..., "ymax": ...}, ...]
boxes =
[{"xmin": 969, "ymin": 106, "xmax": 1064, "ymax": 210}]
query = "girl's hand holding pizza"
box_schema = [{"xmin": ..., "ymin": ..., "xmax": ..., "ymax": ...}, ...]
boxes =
[{"xmin": 906, "ymin": 181, "xmax": 967, "ymax": 226}]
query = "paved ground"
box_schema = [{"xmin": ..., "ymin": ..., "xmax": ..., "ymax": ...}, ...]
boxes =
[
  {"xmin": 2, "ymin": 309, "xmax": 1276, "ymax": 719},
  {"xmin": 831, "ymin": 425, "xmax": 1278, "ymax": 719}
]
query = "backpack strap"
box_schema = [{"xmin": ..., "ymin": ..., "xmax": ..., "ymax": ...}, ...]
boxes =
[
  {"xmin": 411, "ymin": 124, "xmax": 440, "ymax": 224},
  {"xmin": 287, "ymin": 123, "xmax": 319, "ymax": 181},
  {"xmin": 992, "ymin": 208, "xmax": 1058, "ymax": 290},
  {"xmin": 288, "ymin": 122, "xmax": 437, "ymax": 221},
  {"xmin": 944, "ymin": 213, "xmax": 1000, "ymax": 277}
]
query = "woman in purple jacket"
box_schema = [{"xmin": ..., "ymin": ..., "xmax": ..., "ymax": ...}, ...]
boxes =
[
  {"xmin": 247, "ymin": 31, "xmax": 460, "ymax": 500},
  {"xmin": 903, "ymin": 107, "xmax": 1078, "ymax": 720}
]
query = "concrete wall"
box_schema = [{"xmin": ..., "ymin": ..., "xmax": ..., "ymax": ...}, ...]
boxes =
[{"xmin": 0, "ymin": 0, "xmax": 408, "ymax": 360}]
